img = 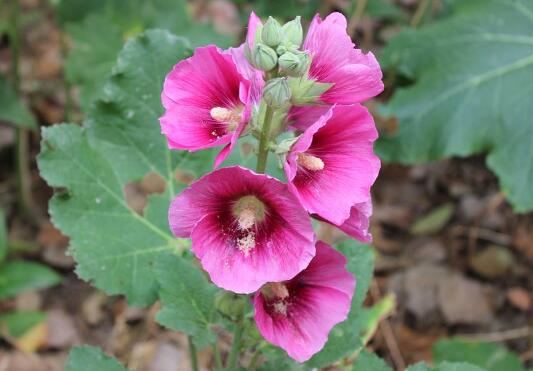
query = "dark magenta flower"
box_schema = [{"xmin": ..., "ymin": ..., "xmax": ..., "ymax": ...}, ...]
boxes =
[
  {"xmin": 254, "ymin": 241, "xmax": 355, "ymax": 362},
  {"xmin": 168, "ymin": 166, "xmax": 316, "ymax": 293}
]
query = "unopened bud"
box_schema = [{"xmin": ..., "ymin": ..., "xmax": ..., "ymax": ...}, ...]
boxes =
[
  {"xmin": 278, "ymin": 51, "xmax": 310, "ymax": 77},
  {"xmin": 282, "ymin": 16, "xmax": 303, "ymax": 47},
  {"xmin": 252, "ymin": 43, "xmax": 278, "ymax": 71},
  {"xmin": 214, "ymin": 291, "xmax": 246, "ymax": 318},
  {"xmin": 261, "ymin": 17, "xmax": 282, "ymax": 47},
  {"xmin": 263, "ymin": 77, "xmax": 291, "ymax": 108}
]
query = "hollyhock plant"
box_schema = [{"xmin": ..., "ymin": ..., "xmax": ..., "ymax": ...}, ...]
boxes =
[
  {"xmin": 254, "ymin": 241, "xmax": 355, "ymax": 362},
  {"xmin": 284, "ymin": 105, "xmax": 380, "ymax": 239},
  {"xmin": 160, "ymin": 45, "xmax": 252, "ymax": 167},
  {"xmin": 168, "ymin": 166, "xmax": 316, "ymax": 293},
  {"xmin": 303, "ymin": 12, "xmax": 383, "ymax": 104}
]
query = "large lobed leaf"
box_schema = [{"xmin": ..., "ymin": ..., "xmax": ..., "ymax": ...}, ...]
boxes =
[
  {"xmin": 378, "ymin": 0, "xmax": 533, "ymax": 212},
  {"xmin": 38, "ymin": 30, "xmax": 194, "ymax": 306}
]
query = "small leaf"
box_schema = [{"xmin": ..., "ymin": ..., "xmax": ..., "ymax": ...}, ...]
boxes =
[
  {"xmin": 0, "ymin": 261, "xmax": 62, "ymax": 299},
  {"xmin": 288, "ymin": 77, "xmax": 333, "ymax": 105},
  {"xmin": 468, "ymin": 245, "xmax": 515, "ymax": 279},
  {"xmin": 353, "ymin": 349, "xmax": 393, "ymax": 371},
  {"xmin": 0, "ymin": 75, "xmax": 36, "ymax": 130},
  {"xmin": 433, "ymin": 338, "xmax": 525, "ymax": 371},
  {"xmin": 66, "ymin": 345, "xmax": 128, "ymax": 371},
  {"xmin": 360, "ymin": 294, "xmax": 396, "ymax": 345},
  {"xmin": 155, "ymin": 253, "xmax": 217, "ymax": 348},
  {"xmin": 410, "ymin": 203, "xmax": 454, "ymax": 235},
  {"xmin": 0, "ymin": 311, "xmax": 47, "ymax": 353}
]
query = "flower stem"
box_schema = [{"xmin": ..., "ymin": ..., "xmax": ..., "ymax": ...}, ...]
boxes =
[
  {"xmin": 225, "ymin": 309, "xmax": 245, "ymax": 370},
  {"xmin": 256, "ymin": 105, "xmax": 275, "ymax": 173},
  {"xmin": 188, "ymin": 336, "xmax": 199, "ymax": 371},
  {"xmin": 213, "ymin": 342, "xmax": 223, "ymax": 370}
]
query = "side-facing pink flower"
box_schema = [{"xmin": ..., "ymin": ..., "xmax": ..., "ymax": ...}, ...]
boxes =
[
  {"xmin": 168, "ymin": 166, "xmax": 316, "ymax": 294},
  {"xmin": 284, "ymin": 105, "xmax": 380, "ymax": 241},
  {"xmin": 160, "ymin": 46, "xmax": 252, "ymax": 167},
  {"xmin": 304, "ymin": 12, "xmax": 383, "ymax": 104},
  {"xmin": 254, "ymin": 241, "xmax": 355, "ymax": 362}
]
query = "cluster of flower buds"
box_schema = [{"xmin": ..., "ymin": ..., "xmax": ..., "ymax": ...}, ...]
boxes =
[{"xmin": 159, "ymin": 11, "xmax": 384, "ymax": 362}]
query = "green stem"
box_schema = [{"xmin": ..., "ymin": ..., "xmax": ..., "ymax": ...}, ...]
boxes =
[
  {"xmin": 410, "ymin": 0, "xmax": 431, "ymax": 28},
  {"xmin": 248, "ymin": 347, "xmax": 262, "ymax": 370},
  {"xmin": 213, "ymin": 342, "xmax": 223, "ymax": 370},
  {"xmin": 256, "ymin": 105, "xmax": 275, "ymax": 173},
  {"xmin": 225, "ymin": 311, "xmax": 245, "ymax": 370},
  {"xmin": 188, "ymin": 336, "xmax": 199, "ymax": 371},
  {"xmin": 9, "ymin": 0, "xmax": 33, "ymax": 216}
]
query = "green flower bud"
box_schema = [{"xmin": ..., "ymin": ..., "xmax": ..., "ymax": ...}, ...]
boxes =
[
  {"xmin": 263, "ymin": 77, "xmax": 291, "ymax": 108},
  {"xmin": 252, "ymin": 43, "xmax": 278, "ymax": 71},
  {"xmin": 278, "ymin": 51, "xmax": 310, "ymax": 77},
  {"xmin": 282, "ymin": 16, "xmax": 303, "ymax": 47},
  {"xmin": 261, "ymin": 16, "xmax": 282, "ymax": 47},
  {"xmin": 214, "ymin": 291, "xmax": 246, "ymax": 318}
]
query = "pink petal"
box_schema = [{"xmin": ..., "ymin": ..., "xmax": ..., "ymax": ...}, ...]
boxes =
[
  {"xmin": 285, "ymin": 105, "xmax": 380, "ymax": 225},
  {"xmin": 246, "ymin": 11, "xmax": 262, "ymax": 50}
]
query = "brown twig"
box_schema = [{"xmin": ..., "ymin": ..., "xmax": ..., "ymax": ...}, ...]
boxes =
[
  {"xmin": 456, "ymin": 326, "xmax": 532, "ymax": 343},
  {"xmin": 370, "ymin": 280, "xmax": 406, "ymax": 371},
  {"xmin": 450, "ymin": 225, "xmax": 512, "ymax": 246},
  {"xmin": 347, "ymin": 0, "xmax": 368, "ymax": 37}
]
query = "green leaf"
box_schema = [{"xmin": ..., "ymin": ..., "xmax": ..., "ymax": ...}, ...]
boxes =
[
  {"xmin": 0, "ymin": 75, "xmax": 36, "ymax": 129},
  {"xmin": 365, "ymin": 0, "xmax": 406, "ymax": 21},
  {"xmin": 38, "ymin": 30, "xmax": 194, "ymax": 306},
  {"xmin": 433, "ymin": 338, "xmax": 525, "ymax": 371},
  {"xmin": 0, "ymin": 261, "xmax": 62, "ymax": 299},
  {"xmin": 407, "ymin": 362, "xmax": 488, "ymax": 371},
  {"xmin": 0, "ymin": 311, "xmax": 46, "ymax": 339},
  {"xmin": 0, "ymin": 209, "xmax": 7, "ymax": 263},
  {"xmin": 352, "ymin": 349, "xmax": 393, "ymax": 371},
  {"xmin": 305, "ymin": 240, "xmax": 375, "ymax": 368},
  {"xmin": 66, "ymin": 346, "xmax": 128, "ymax": 371},
  {"xmin": 378, "ymin": 0, "xmax": 533, "ymax": 212},
  {"xmin": 155, "ymin": 253, "xmax": 217, "ymax": 348},
  {"xmin": 409, "ymin": 203, "xmax": 454, "ymax": 235}
]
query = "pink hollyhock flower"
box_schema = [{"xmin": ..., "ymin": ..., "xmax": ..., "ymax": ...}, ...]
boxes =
[
  {"xmin": 304, "ymin": 12, "xmax": 383, "ymax": 104},
  {"xmin": 168, "ymin": 166, "xmax": 316, "ymax": 294},
  {"xmin": 318, "ymin": 200, "xmax": 373, "ymax": 242},
  {"xmin": 284, "ymin": 105, "xmax": 380, "ymax": 240},
  {"xmin": 160, "ymin": 46, "xmax": 252, "ymax": 167},
  {"xmin": 254, "ymin": 241, "xmax": 355, "ymax": 362}
]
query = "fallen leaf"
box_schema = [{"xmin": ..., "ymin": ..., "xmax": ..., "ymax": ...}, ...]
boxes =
[
  {"xmin": 506, "ymin": 287, "xmax": 532, "ymax": 311},
  {"xmin": 468, "ymin": 245, "xmax": 515, "ymax": 279},
  {"xmin": 410, "ymin": 203, "xmax": 454, "ymax": 235}
]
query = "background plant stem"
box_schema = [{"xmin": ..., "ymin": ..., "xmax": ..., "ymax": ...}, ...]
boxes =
[
  {"xmin": 9, "ymin": 0, "xmax": 33, "ymax": 217},
  {"xmin": 256, "ymin": 105, "xmax": 274, "ymax": 173},
  {"xmin": 188, "ymin": 336, "xmax": 199, "ymax": 371},
  {"xmin": 225, "ymin": 309, "xmax": 245, "ymax": 370}
]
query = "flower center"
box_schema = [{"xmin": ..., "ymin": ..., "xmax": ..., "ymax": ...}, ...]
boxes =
[
  {"xmin": 232, "ymin": 195, "xmax": 266, "ymax": 257},
  {"xmin": 261, "ymin": 283, "xmax": 290, "ymax": 316},
  {"xmin": 210, "ymin": 106, "xmax": 243, "ymax": 132},
  {"xmin": 297, "ymin": 153, "xmax": 324, "ymax": 171}
]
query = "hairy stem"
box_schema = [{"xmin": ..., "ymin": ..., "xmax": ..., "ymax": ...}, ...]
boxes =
[
  {"xmin": 225, "ymin": 309, "xmax": 245, "ymax": 370},
  {"xmin": 188, "ymin": 336, "xmax": 199, "ymax": 371},
  {"xmin": 256, "ymin": 105, "xmax": 275, "ymax": 173}
]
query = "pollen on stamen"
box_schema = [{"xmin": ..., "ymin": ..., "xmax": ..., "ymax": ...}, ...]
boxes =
[
  {"xmin": 210, "ymin": 107, "xmax": 233, "ymax": 122},
  {"xmin": 238, "ymin": 208, "xmax": 256, "ymax": 230},
  {"xmin": 297, "ymin": 153, "xmax": 325, "ymax": 171},
  {"xmin": 273, "ymin": 300, "xmax": 288, "ymax": 316},
  {"xmin": 237, "ymin": 232, "xmax": 255, "ymax": 257}
]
